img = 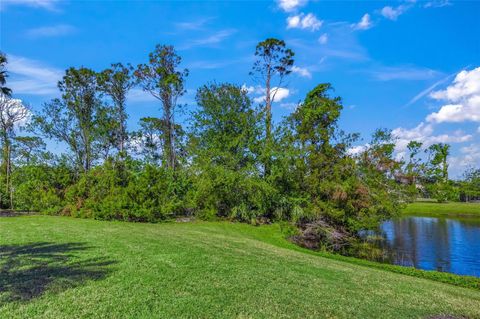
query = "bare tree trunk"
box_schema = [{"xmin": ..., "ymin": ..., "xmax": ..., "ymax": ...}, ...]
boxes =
[
  {"xmin": 162, "ymin": 94, "xmax": 176, "ymax": 171},
  {"xmin": 264, "ymin": 68, "xmax": 272, "ymax": 177},
  {"xmin": 2, "ymin": 141, "xmax": 12, "ymax": 209},
  {"xmin": 118, "ymin": 102, "xmax": 126, "ymax": 155}
]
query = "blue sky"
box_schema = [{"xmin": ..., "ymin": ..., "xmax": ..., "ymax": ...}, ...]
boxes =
[{"xmin": 1, "ymin": 0, "xmax": 479, "ymax": 177}]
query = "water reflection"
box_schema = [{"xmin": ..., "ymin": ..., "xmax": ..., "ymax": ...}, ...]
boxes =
[{"xmin": 380, "ymin": 216, "xmax": 480, "ymax": 277}]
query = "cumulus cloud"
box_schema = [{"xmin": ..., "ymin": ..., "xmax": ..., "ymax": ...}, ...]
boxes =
[
  {"xmin": 287, "ymin": 13, "xmax": 322, "ymax": 31},
  {"xmin": 347, "ymin": 145, "xmax": 369, "ymax": 156},
  {"xmin": 392, "ymin": 122, "xmax": 472, "ymax": 152},
  {"xmin": 291, "ymin": 66, "xmax": 311, "ymax": 78},
  {"xmin": 318, "ymin": 33, "xmax": 328, "ymax": 45},
  {"xmin": 277, "ymin": 0, "xmax": 307, "ymax": 12},
  {"xmin": 380, "ymin": 5, "xmax": 409, "ymax": 20},
  {"xmin": 449, "ymin": 143, "xmax": 480, "ymax": 173},
  {"xmin": 241, "ymin": 84, "xmax": 262, "ymax": 95},
  {"xmin": 0, "ymin": 94, "xmax": 31, "ymax": 129},
  {"xmin": 353, "ymin": 14, "xmax": 372, "ymax": 30},
  {"xmin": 427, "ymin": 67, "xmax": 480, "ymax": 123},
  {"xmin": 244, "ymin": 86, "xmax": 290, "ymax": 104},
  {"xmin": 254, "ymin": 87, "xmax": 290, "ymax": 103},
  {"xmin": 26, "ymin": 24, "xmax": 77, "ymax": 38}
]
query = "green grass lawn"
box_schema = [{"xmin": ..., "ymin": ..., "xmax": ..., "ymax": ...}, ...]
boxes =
[
  {"xmin": 403, "ymin": 201, "xmax": 480, "ymax": 217},
  {"xmin": 1, "ymin": 216, "xmax": 480, "ymax": 318}
]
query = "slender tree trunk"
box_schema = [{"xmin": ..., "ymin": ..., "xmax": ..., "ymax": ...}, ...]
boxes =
[
  {"xmin": 162, "ymin": 94, "xmax": 176, "ymax": 171},
  {"xmin": 264, "ymin": 68, "xmax": 272, "ymax": 177},
  {"xmin": 1, "ymin": 132, "xmax": 11, "ymax": 209},
  {"xmin": 82, "ymin": 128, "xmax": 91, "ymax": 173},
  {"xmin": 118, "ymin": 101, "xmax": 126, "ymax": 155},
  {"xmin": 442, "ymin": 157, "xmax": 448, "ymax": 182}
]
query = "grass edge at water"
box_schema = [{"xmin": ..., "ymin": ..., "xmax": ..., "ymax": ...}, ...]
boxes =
[{"xmin": 402, "ymin": 201, "xmax": 480, "ymax": 217}]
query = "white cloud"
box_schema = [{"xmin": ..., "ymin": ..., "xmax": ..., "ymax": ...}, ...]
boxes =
[
  {"xmin": 392, "ymin": 122, "xmax": 472, "ymax": 152},
  {"xmin": 291, "ymin": 66, "xmax": 311, "ymax": 78},
  {"xmin": 287, "ymin": 15, "xmax": 301, "ymax": 28},
  {"xmin": 7, "ymin": 55, "xmax": 63, "ymax": 96},
  {"xmin": 241, "ymin": 84, "xmax": 263, "ymax": 95},
  {"xmin": 26, "ymin": 24, "xmax": 76, "ymax": 38},
  {"xmin": 318, "ymin": 33, "xmax": 328, "ymax": 45},
  {"xmin": 278, "ymin": 0, "xmax": 307, "ymax": 12},
  {"xmin": 180, "ymin": 29, "xmax": 236, "ymax": 49},
  {"xmin": 347, "ymin": 144, "xmax": 368, "ymax": 156},
  {"xmin": 0, "ymin": 94, "xmax": 31, "ymax": 129},
  {"xmin": 2, "ymin": 0, "xmax": 60, "ymax": 11},
  {"xmin": 367, "ymin": 65, "xmax": 440, "ymax": 81},
  {"xmin": 127, "ymin": 88, "xmax": 157, "ymax": 103},
  {"xmin": 250, "ymin": 87, "xmax": 290, "ymax": 104},
  {"xmin": 287, "ymin": 13, "xmax": 322, "ymax": 31},
  {"xmin": 404, "ymin": 71, "xmax": 457, "ymax": 107},
  {"xmin": 427, "ymin": 67, "xmax": 480, "ymax": 123},
  {"xmin": 353, "ymin": 14, "xmax": 372, "ymax": 30},
  {"xmin": 380, "ymin": 5, "xmax": 409, "ymax": 20},
  {"xmin": 175, "ymin": 18, "xmax": 213, "ymax": 30},
  {"xmin": 424, "ymin": 0, "xmax": 451, "ymax": 8},
  {"xmin": 449, "ymin": 143, "xmax": 480, "ymax": 173}
]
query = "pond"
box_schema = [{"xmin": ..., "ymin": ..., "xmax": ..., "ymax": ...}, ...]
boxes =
[{"xmin": 380, "ymin": 216, "xmax": 480, "ymax": 277}]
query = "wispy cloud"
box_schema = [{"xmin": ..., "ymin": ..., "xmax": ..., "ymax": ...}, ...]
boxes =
[
  {"xmin": 127, "ymin": 88, "xmax": 157, "ymax": 103},
  {"xmin": 286, "ymin": 24, "xmax": 369, "ymax": 65},
  {"xmin": 180, "ymin": 29, "xmax": 237, "ymax": 50},
  {"xmin": 1, "ymin": 0, "xmax": 60, "ymax": 11},
  {"xmin": 175, "ymin": 18, "xmax": 214, "ymax": 31},
  {"xmin": 424, "ymin": 0, "xmax": 452, "ymax": 8},
  {"xmin": 26, "ymin": 24, "xmax": 77, "ymax": 38},
  {"xmin": 187, "ymin": 56, "xmax": 251, "ymax": 70},
  {"xmin": 318, "ymin": 33, "xmax": 328, "ymax": 45},
  {"xmin": 366, "ymin": 65, "xmax": 441, "ymax": 81},
  {"xmin": 7, "ymin": 55, "xmax": 63, "ymax": 96},
  {"xmin": 404, "ymin": 71, "xmax": 458, "ymax": 107}
]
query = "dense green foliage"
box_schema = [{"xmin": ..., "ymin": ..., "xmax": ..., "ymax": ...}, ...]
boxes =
[
  {"xmin": 1, "ymin": 216, "xmax": 479, "ymax": 319},
  {"xmin": 0, "ymin": 42, "xmax": 477, "ymax": 254}
]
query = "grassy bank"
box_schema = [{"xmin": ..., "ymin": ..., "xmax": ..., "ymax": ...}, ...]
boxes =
[
  {"xmin": 403, "ymin": 201, "xmax": 480, "ymax": 217},
  {"xmin": 1, "ymin": 216, "xmax": 480, "ymax": 318}
]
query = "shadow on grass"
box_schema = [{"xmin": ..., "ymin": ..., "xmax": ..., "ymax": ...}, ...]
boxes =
[{"xmin": 0, "ymin": 242, "xmax": 116, "ymax": 304}]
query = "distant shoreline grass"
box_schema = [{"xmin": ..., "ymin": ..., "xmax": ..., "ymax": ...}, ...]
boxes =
[{"xmin": 402, "ymin": 201, "xmax": 480, "ymax": 217}]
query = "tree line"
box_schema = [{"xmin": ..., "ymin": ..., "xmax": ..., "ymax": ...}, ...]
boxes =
[{"xmin": 0, "ymin": 40, "xmax": 478, "ymax": 252}]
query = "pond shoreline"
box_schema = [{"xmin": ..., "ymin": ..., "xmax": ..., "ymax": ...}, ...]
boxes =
[{"xmin": 402, "ymin": 202, "xmax": 480, "ymax": 218}]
